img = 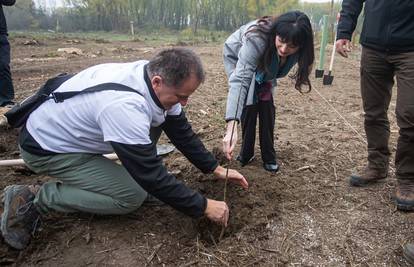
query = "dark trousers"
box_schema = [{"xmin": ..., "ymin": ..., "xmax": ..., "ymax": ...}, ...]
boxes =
[
  {"xmin": 240, "ymin": 99, "xmax": 276, "ymax": 164},
  {"xmin": 361, "ymin": 46, "xmax": 414, "ymax": 180},
  {"xmin": 0, "ymin": 34, "xmax": 14, "ymax": 106}
]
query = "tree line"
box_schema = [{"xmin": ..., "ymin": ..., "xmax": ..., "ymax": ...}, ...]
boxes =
[{"xmin": 4, "ymin": 0, "xmax": 351, "ymax": 34}]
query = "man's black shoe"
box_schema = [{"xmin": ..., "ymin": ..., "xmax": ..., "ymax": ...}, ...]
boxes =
[
  {"xmin": 0, "ymin": 101, "xmax": 16, "ymax": 108},
  {"xmin": 263, "ymin": 163, "xmax": 279, "ymax": 173},
  {"xmin": 236, "ymin": 155, "xmax": 254, "ymax": 167}
]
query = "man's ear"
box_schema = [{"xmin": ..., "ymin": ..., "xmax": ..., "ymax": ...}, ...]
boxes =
[{"xmin": 151, "ymin": 75, "xmax": 162, "ymax": 90}]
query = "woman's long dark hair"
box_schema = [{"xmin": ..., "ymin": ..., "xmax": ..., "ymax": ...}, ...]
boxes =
[{"xmin": 246, "ymin": 11, "xmax": 314, "ymax": 92}]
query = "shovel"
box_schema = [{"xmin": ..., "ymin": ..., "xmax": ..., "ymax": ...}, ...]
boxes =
[
  {"xmin": 323, "ymin": 40, "xmax": 337, "ymax": 85},
  {"xmin": 156, "ymin": 144, "xmax": 175, "ymax": 156},
  {"xmin": 0, "ymin": 144, "xmax": 175, "ymax": 167}
]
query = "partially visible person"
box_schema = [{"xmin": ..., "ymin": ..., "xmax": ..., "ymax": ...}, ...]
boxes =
[
  {"xmin": 222, "ymin": 11, "xmax": 314, "ymax": 172},
  {"xmin": 404, "ymin": 243, "xmax": 414, "ymax": 265},
  {"xmin": 336, "ymin": 0, "xmax": 414, "ymax": 210},
  {"xmin": 0, "ymin": 48, "xmax": 248, "ymax": 250},
  {"xmin": 0, "ymin": 0, "xmax": 15, "ymax": 107}
]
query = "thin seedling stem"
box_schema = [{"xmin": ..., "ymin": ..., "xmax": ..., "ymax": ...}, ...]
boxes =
[{"xmin": 219, "ymin": 65, "xmax": 246, "ymax": 241}]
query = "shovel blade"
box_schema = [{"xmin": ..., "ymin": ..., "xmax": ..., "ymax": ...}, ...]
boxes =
[
  {"xmin": 315, "ymin": 69, "xmax": 324, "ymax": 78},
  {"xmin": 156, "ymin": 144, "xmax": 175, "ymax": 156},
  {"xmin": 323, "ymin": 73, "xmax": 334, "ymax": 85}
]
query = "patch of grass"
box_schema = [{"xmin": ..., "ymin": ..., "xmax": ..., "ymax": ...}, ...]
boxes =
[{"xmin": 8, "ymin": 29, "xmax": 229, "ymax": 46}]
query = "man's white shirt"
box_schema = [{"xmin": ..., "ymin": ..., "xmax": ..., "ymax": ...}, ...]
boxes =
[{"xmin": 26, "ymin": 60, "xmax": 181, "ymax": 154}]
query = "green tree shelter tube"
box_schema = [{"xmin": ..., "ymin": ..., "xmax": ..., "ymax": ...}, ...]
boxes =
[{"xmin": 316, "ymin": 15, "xmax": 329, "ymax": 78}]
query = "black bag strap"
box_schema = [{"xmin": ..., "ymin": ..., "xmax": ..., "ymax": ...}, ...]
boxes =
[
  {"xmin": 36, "ymin": 73, "xmax": 75, "ymax": 98},
  {"xmin": 48, "ymin": 82, "xmax": 143, "ymax": 103}
]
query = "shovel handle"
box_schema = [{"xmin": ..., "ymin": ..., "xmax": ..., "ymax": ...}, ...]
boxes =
[
  {"xmin": 0, "ymin": 153, "xmax": 119, "ymax": 167},
  {"xmin": 328, "ymin": 41, "xmax": 336, "ymax": 72}
]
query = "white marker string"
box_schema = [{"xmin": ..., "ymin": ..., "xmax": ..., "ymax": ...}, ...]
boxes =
[
  {"xmin": 314, "ymin": 87, "xmax": 397, "ymax": 173},
  {"xmin": 313, "ymin": 87, "xmax": 367, "ymax": 145}
]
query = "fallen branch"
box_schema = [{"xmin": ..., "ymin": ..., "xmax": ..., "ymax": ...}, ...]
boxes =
[
  {"xmin": 146, "ymin": 243, "xmax": 163, "ymax": 265},
  {"xmin": 96, "ymin": 248, "xmax": 118, "ymax": 254},
  {"xmin": 200, "ymin": 252, "xmax": 229, "ymax": 266},
  {"xmin": 337, "ymin": 201, "xmax": 368, "ymax": 212},
  {"xmin": 295, "ymin": 165, "xmax": 316, "ymax": 172},
  {"xmin": 259, "ymin": 247, "xmax": 279, "ymax": 253},
  {"xmin": 212, "ymin": 254, "xmax": 229, "ymax": 267}
]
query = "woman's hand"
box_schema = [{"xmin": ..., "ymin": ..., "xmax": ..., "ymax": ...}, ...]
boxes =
[
  {"xmin": 222, "ymin": 120, "xmax": 238, "ymax": 160},
  {"xmin": 213, "ymin": 165, "xmax": 249, "ymax": 189}
]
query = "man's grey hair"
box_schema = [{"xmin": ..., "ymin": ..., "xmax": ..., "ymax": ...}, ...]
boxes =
[{"xmin": 147, "ymin": 48, "xmax": 205, "ymax": 88}]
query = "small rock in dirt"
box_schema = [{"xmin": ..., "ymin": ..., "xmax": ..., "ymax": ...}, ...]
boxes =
[
  {"xmin": 86, "ymin": 53, "xmax": 98, "ymax": 58},
  {"xmin": 169, "ymin": 169, "xmax": 181, "ymax": 176},
  {"xmin": 57, "ymin": 47, "xmax": 83, "ymax": 55},
  {"xmin": 199, "ymin": 109, "xmax": 208, "ymax": 116},
  {"xmin": 23, "ymin": 39, "xmax": 40, "ymax": 46},
  {"xmin": 65, "ymin": 39, "xmax": 81, "ymax": 44}
]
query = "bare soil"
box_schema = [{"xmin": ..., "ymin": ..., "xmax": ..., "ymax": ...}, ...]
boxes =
[{"xmin": 0, "ymin": 35, "xmax": 412, "ymax": 266}]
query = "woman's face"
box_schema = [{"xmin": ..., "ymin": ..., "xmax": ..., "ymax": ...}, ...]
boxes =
[{"xmin": 275, "ymin": 35, "xmax": 299, "ymax": 58}]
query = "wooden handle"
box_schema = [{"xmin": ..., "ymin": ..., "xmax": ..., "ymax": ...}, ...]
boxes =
[
  {"xmin": 328, "ymin": 42, "xmax": 336, "ymax": 72},
  {"xmin": 0, "ymin": 153, "xmax": 119, "ymax": 167}
]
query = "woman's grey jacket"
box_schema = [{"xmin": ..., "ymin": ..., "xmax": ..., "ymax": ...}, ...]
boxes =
[
  {"xmin": 224, "ymin": 20, "xmax": 268, "ymax": 122},
  {"xmin": 223, "ymin": 20, "xmax": 297, "ymax": 122}
]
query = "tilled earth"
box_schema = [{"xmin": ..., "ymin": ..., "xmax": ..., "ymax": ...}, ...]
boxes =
[{"xmin": 0, "ymin": 35, "xmax": 412, "ymax": 266}]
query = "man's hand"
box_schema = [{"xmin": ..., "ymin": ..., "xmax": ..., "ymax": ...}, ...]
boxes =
[
  {"xmin": 213, "ymin": 165, "xmax": 249, "ymax": 189},
  {"xmin": 336, "ymin": 39, "xmax": 352, "ymax": 58},
  {"xmin": 222, "ymin": 120, "xmax": 238, "ymax": 160},
  {"xmin": 205, "ymin": 199, "xmax": 229, "ymax": 226}
]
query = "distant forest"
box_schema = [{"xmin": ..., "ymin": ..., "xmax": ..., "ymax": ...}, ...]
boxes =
[{"xmin": 4, "ymin": 0, "xmax": 354, "ymax": 34}]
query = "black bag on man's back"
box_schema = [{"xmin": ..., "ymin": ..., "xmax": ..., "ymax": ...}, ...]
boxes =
[{"xmin": 5, "ymin": 73, "xmax": 75, "ymax": 128}]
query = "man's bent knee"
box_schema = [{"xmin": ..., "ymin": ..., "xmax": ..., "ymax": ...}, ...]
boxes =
[{"xmin": 113, "ymin": 191, "xmax": 147, "ymax": 214}]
